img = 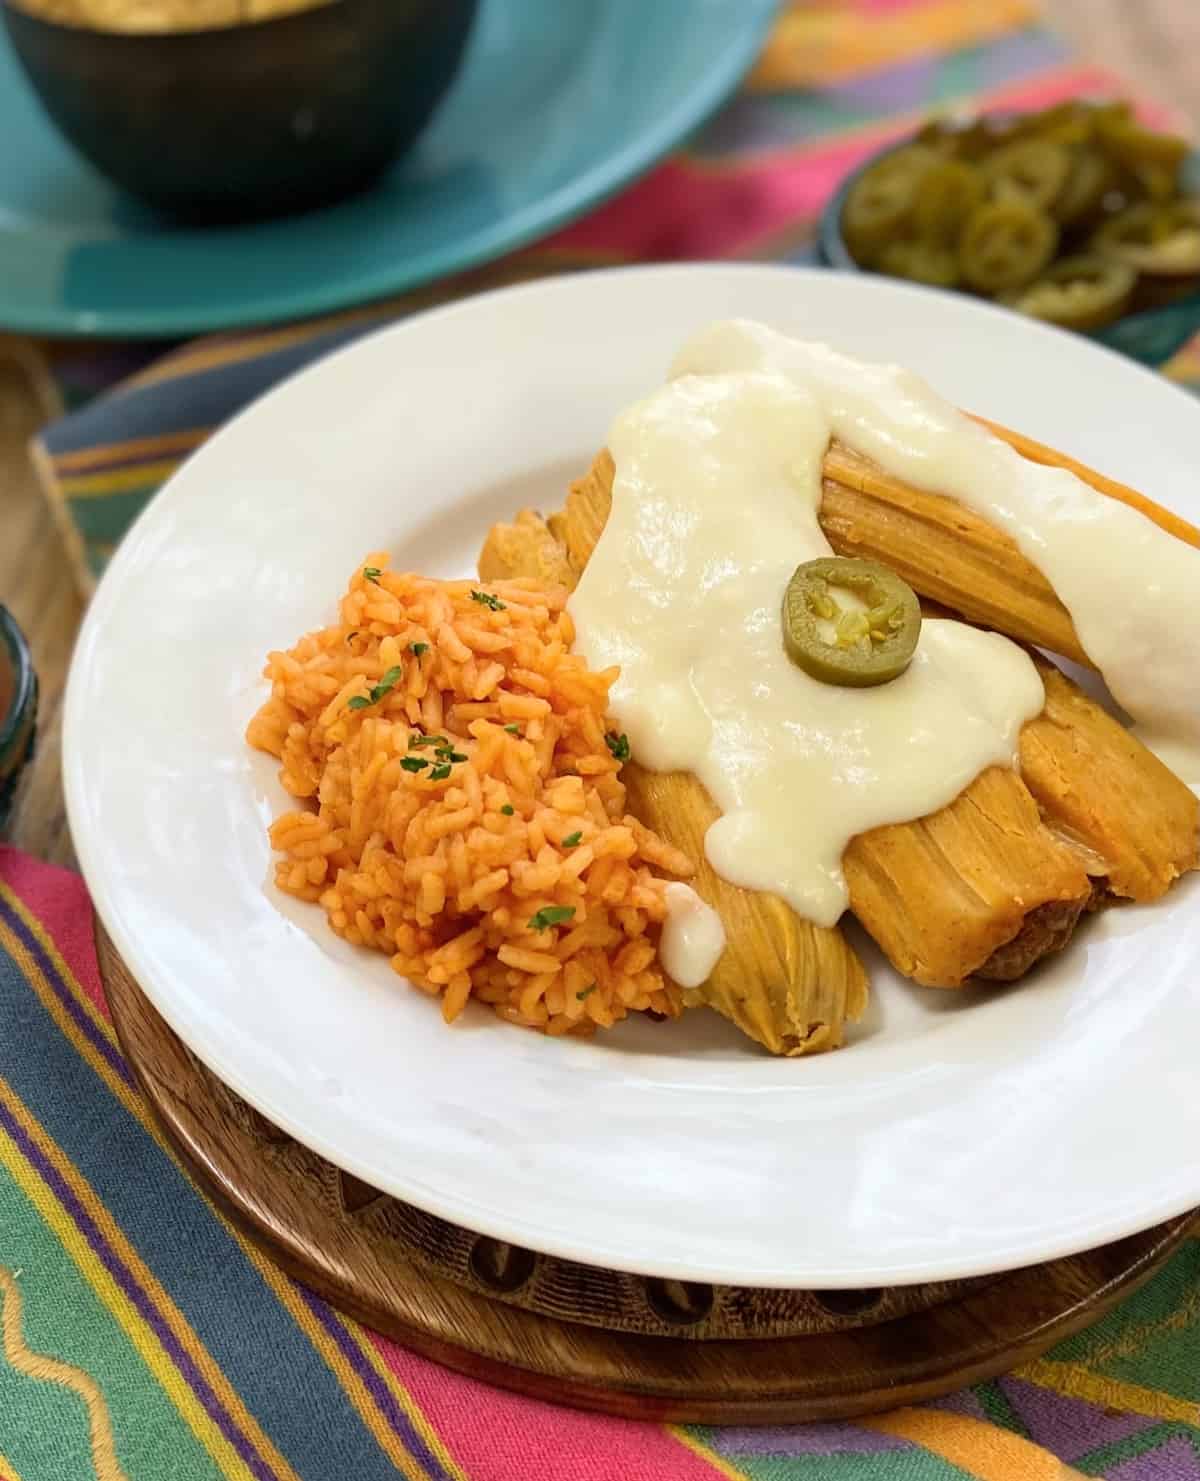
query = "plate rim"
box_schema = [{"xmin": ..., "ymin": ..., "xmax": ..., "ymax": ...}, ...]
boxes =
[
  {"xmin": 64, "ymin": 262, "xmax": 1200, "ymax": 1288},
  {"xmin": 0, "ymin": 0, "xmax": 776, "ymax": 338}
]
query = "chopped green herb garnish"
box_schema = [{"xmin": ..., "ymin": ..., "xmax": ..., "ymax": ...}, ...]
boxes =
[
  {"xmin": 605, "ymin": 731, "xmax": 631, "ymax": 762},
  {"xmin": 348, "ymin": 664, "xmax": 403, "ymax": 713},
  {"xmin": 409, "ymin": 733, "xmax": 448, "ymax": 749},
  {"xmin": 447, "ymin": 752, "xmax": 469, "ymax": 764},
  {"xmin": 528, "ymin": 905, "xmax": 576, "ymax": 932},
  {"xmin": 400, "ymin": 756, "xmax": 429, "ymax": 773},
  {"xmin": 363, "ymin": 566, "xmax": 382, "ymax": 585},
  {"xmin": 504, "ymin": 724, "xmax": 521, "ymax": 735},
  {"xmin": 410, "ymin": 642, "xmax": 429, "ymax": 657},
  {"xmin": 368, "ymin": 666, "xmax": 402, "ymax": 703},
  {"xmin": 429, "ymin": 763, "xmax": 452, "ymax": 781},
  {"xmin": 577, "ymin": 984, "xmax": 597, "ymax": 1000},
  {"xmin": 469, "ymin": 590, "xmax": 506, "ymax": 611},
  {"xmin": 500, "ymin": 804, "xmax": 515, "ymax": 816},
  {"xmin": 562, "ymin": 831, "xmax": 582, "ymax": 848}
]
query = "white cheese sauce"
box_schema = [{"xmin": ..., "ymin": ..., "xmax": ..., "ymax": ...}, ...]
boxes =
[
  {"xmin": 569, "ymin": 368, "xmax": 1045, "ymax": 930},
  {"xmin": 660, "ymin": 883, "xmax": 727, "ymax": 989},
  {"xmin": 674, "ymin": 319, "xmax": 1200, "ymax": 784}
]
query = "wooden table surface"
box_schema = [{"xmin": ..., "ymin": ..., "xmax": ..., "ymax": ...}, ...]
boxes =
[
  {"xmin": 1, "ymin": 0, "xmax": 1197, "ymax": 869},
  {"xmin": 0, "ymin": 339, "xmax": 79, "ymax": 867}
]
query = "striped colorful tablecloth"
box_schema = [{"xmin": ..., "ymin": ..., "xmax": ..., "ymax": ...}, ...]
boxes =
[{"xmin": 8, "ymin": 2, "xmax": 1200, "ymax": 1477}]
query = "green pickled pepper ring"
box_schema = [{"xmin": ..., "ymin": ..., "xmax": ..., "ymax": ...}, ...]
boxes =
[
  {"xmin": 782, "ymin": 557, "xmax": 922, "ymax": 688},
  {"xmin": 1053, "ymin": 148, "xmax": 1116, "ymax": 226},
  {"xmin": 1096, "ymin": 117, "xmax": 1188, "ymax": 201},
  {"xmin": 877, "ymin": 238, "xmax": 960, "ymax": 287},
  {"xmin": 960, "ymin": 199, "xmax": 1058, "ymax": 293},
  {"xmin": 911, "ymin": 159, "xmax": 984, "ymax": 241},
  {"xmin": 983, "ymin": 139, "xmax": 1072, "ymax": 212},
  {"xmin": 1093, "ymin": 200, "xmax": 1200, "ymax": 276},
  {"xmin": 1005, "ymin": 254, "xmax": 1135, "ymax": 331},
  {"xmin": 842, "ymin": 146, "xmax": 938, "ymax": 263}
]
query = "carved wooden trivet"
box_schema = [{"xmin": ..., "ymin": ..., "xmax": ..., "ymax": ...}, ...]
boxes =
[{"xmin": 99, "ymin": 924, "xmax": 1197, "ymax": 1424}]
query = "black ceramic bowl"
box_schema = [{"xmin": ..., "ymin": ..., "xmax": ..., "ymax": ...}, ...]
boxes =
[
  {"xmin": 0, "ymin": 605, "xmax": 37, "ymax": 835},
  {"xmin": 1, "ymin": 0, "xmax": 477, "ymax": 222}
]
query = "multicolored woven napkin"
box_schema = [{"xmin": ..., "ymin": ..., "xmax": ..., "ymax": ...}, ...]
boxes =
[{"xmin": 10, "ymin": 2, "xmax": 1200, "ymax": 1477}]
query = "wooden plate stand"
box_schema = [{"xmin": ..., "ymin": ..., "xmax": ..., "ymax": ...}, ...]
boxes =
[{"xmin": 99, "ymin": 925, "xmax": 1196, "ymax": 1425}]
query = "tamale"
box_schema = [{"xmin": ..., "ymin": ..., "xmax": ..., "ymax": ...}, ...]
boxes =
[
  {"xmin": 842, "ymin": 765, "xmax": 1092, "ymax": 987},
  {"xmin": 819, "ymin": 443, "xmax": 1085, "ymax": 664},
  {"xmin": 1020, "ymin": 657, "xmax": 1198, "ymax": 903},
  {"xmin": 820, "ymin": 427, "xmax": 1200, "ymax": 669},
  {"xmin": 500, "ymin": 447, "xmax": 1195, "ymax": 990},
  {"xmin": 479, "ymin": 505, "xmax": 868, "ymax": 1055},
  {"xmin": 479, "ymin": 508, "xmax": 576, "ymax": 588},
  {"xmin": 621, "ymin": 766, "xmax": 868, "ymax": 1055}
]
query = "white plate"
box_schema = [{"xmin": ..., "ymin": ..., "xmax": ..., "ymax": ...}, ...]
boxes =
[{"xmin": 65, "ymin": 265, "xmax": 1200, "ymax": 1289}]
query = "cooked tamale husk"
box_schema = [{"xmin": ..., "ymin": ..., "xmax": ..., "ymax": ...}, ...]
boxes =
[
  {"xmin": 819, "ymin": 444, "xmax": 1085, "ymax": 664},
  {"xmin": 549, "ymin": 455, "xmax": 611, "ymax": 579},
  {"xmin": 821, "ymin": 425, "xmax": 1200, "ymax": 669},
  {"xmin": 622, "ymin": 766, "xmax": 869, "ymax": 1054},
  {"xmin": 1020, "ymin": 657, "xmax": 1199, "ymax": 902},
  {"xmin": 479, "ymin": 507, "xmax": 576, "ymax": 587},
  {"xmin": 504, "ymin": 448, "xmax": 1197, "ymax": 992},
  {"xmin": 478, "ymin": 505, "xmax": 869, "ymax": 1055},
  {"xmin": 842, "ymin": 766, "xmax": 1092, "ymax": 988}
]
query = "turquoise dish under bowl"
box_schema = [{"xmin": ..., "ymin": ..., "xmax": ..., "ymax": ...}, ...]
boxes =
[
  {"xmin": 0, "ymin": 605, "xmax": 37, "ymax": 834},
  {"xmin": 0, "ymin": 0, "xmax": 777, "ymax": 337},
  {"xmin": 818, "ymin": 132, "xmax": 1200, "ymax": 368}
]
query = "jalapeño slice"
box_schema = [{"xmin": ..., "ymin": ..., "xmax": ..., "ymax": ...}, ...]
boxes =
[{"xmin": 782, "ymin": 557, "xmax": 922, "ymax": 688}]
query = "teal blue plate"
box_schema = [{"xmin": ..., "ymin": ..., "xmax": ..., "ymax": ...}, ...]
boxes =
[{"xmin": 0, "ymin": 0, "xmax": 776, "ymax": 338}]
